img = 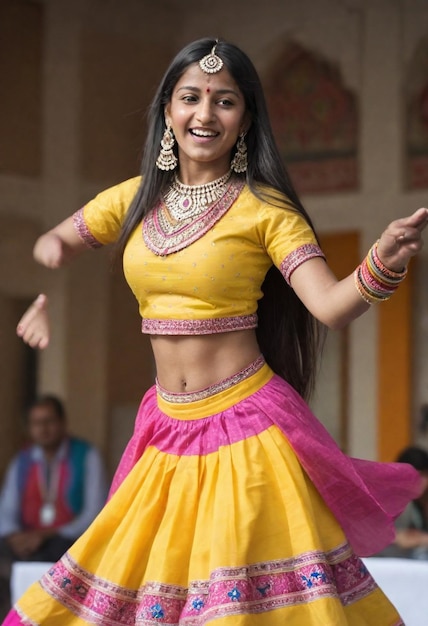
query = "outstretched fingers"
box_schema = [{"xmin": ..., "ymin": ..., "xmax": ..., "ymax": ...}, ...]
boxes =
[
  {"xmin": 408, "ymin": 207, "xmax": 428, "ymax": 230},
  {"xmin": 16, "ymin": 294, "xmax": 50, "ymax": 349},
  {"xmin": 377, "ymin": 208, "xmax": 428, "ymax": 271},
  {"xmin": 394, "ymin": 208, "xmax": 428, "ymax": 242}
]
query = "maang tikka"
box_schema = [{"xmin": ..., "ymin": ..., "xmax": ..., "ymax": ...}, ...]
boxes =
[
  {"xmin": 199, "ymin": 42, "xmax": 224, "ymax": 74},
  {"xmin": 156, "ymin": 123, "xmax": 178, "ymax": 171},
  {"xmin": 231, "ymin": 133, "xmax": 248, "ymax": 173}
]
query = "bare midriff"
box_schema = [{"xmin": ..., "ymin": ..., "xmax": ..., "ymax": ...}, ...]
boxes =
[{"xmin": 151, "ymin": 328, "xmax": 261, "ymax": 393}]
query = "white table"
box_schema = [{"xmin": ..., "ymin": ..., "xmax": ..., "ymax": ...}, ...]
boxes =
[
  {"xmin": 363, "ymin": 557, "xmax": 428, "ymax": 626},
  {"xmin": 10, "ymin": 561, "xmax": 54, "ymax": 604}
]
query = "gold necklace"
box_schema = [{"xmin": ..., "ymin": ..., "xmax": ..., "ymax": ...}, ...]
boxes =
[{"xmin": 163, "ymin": 170, "xmax": 232, "ymax": 221}]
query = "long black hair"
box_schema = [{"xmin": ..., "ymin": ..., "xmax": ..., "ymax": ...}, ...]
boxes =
[{"xmin": 116, "ymin": 38, "xmax": 325, "ymax": 400}]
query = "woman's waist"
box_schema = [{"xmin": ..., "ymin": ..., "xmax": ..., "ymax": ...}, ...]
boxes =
[
  {"xmin": 151, "ymin": 329, "xmax": 261, "ymax": 394},
  {"xmin": 155, "ymin": 355, "xmax": 274, "ymax": 419}
]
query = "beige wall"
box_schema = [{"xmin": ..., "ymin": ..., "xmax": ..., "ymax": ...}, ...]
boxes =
[{"xmin": 1, "ymin": 0, "xmax": 428, "ymax": 475}]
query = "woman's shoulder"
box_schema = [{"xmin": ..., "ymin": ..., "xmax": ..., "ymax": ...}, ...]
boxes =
[
  {"xmin": 91, "ymin": 175, "xmax": 142, "ymax": 207},
  {"xmin": 240, "ymin": 182, "xmax": 298, "ymax": 216},
  {"xmin": 79, "ymin": 176, "xmax": 142, "ymax": 245}
]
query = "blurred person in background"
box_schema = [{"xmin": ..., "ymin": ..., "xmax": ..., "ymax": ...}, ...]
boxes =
[
  {"xmin": 0, "ymin": 395, "xmax": 108, "ymax": 615},
  {"xmin": 393, "ymin": 446, "xmax": 428, "ymax": 559}
]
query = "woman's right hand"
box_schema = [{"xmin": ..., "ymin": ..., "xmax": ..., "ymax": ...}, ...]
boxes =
[
  {"xmin": 34, "ymin": 231, "xmax": 76, "ymax": 268},
  {"xmin": 19, "ymin": 217, "xmax": 86, "ymax": 348},
  {"xmin": 33, "ymin": 215, "xmax": 88, "ymax": 268},
  {"xmin": 16, "ymin": 294, "xmax": 50, "ymax": 349}
]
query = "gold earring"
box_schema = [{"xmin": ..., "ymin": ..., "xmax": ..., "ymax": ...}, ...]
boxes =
[
  {"xmin": 231, "ymin": 133, "xmax": 247, "ymax": 173},
  {"xmin": 156, "ymin": 124, "xmax": 178, "ymax": 171}
]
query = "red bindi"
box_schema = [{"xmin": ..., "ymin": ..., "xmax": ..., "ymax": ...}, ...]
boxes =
[{"xmin": 206, "ymin": 87, "xmax": 211, "ymax": 93}]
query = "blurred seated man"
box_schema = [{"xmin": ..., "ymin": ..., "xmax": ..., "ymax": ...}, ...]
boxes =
[
  {"xmin": 0, "ymin": 394, "xmax": 108, "ymax": 572},
  {"xmin": 379, "ymin": 446, "xmax": 428, "ymax": 559}
]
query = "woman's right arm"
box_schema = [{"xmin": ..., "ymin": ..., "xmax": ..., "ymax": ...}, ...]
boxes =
[
  {"xmin": 33, "ymin": 214, "xmax": 88, "ymax": 269},
  {"xmin": 18, "ymin": 177, "xmax": 141, "ymax": 348},
  {"xmin": 17, "ymin": 215, "xmax": 89, "ymax": 348}
]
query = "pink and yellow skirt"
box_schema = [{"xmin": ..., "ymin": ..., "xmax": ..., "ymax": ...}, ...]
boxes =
[{"xmin": 4, "ymin": 358, "xmax": 421, "ymax": 625}]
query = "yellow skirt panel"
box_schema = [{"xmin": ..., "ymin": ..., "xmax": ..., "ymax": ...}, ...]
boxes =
[{"xmin": 16, "ymin": 426, "xmax": 401, "ymax": 625}]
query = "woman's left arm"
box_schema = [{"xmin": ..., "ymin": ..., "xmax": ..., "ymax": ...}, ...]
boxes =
[{"xmin": 290, "ymin": 207, "xmax": 428, "ymax": 330}]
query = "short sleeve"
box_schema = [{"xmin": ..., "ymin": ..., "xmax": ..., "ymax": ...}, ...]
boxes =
[
  {"xmin": 73, "ymin": 176, "xmax": 141, "ymax": 248},
  {"xmin": 257, "ymin": 201, "xmax": 325, "ymax": 285}
]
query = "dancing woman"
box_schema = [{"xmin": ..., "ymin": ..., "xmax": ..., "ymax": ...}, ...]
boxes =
[{"xmin": 6, "ymin": 38, "xmax": 427, "ymax": 625}]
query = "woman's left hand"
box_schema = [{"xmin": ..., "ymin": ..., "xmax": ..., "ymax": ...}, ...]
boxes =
[
  {"xmin": 16, "ymin": 294, "xmax": 50, "ymax": 349},
  {"xmin": 377, "ymin": 207, "xmax": 428, "ymax": 272}
]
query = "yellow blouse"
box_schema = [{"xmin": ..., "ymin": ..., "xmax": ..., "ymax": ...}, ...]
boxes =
[{"xmin": 73, "ymin": 177, "xmax": 324, "ymax": 335}]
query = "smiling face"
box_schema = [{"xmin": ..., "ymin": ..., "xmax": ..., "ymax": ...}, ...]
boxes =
[{"xmin": 164, "ymin": 63, "xmax": 249, "ymax": 183}]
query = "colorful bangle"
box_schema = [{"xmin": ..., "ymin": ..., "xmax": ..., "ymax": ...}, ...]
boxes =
[
  {"xmin": 354, "ymin": 267, "xmax": 377, "ymax": 304},
  {"xmin": 354, "ymin": 242, "xmax": 407, "ymax": 304},
  {"xmin": 370, "ymin": 241, "xmax": 407, "ymax": 282}
]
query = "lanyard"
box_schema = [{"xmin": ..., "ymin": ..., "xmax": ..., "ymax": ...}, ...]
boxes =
[
  {"xmin": 36, "ymin": 457, "xmax": 61, "ymax": 505},
  {"xmin": 36, "ymin": 457, "xmax": 62, "ymax": 526}
]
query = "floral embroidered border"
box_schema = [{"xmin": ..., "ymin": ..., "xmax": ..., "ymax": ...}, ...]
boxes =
[
  {"xmin": 280, "ymin": 243, "xmax": 325, "ymax": 285},
  {"xmin": 73, "ymin": 209, "xmax": 103, "ymax": 249},
  {"xmin": 141, "ymin": 314, "xmax": 258, "ymax": 336},
  {"xmin": 37, "ymin": 543, "xmax": 379, "ymax": 625}
]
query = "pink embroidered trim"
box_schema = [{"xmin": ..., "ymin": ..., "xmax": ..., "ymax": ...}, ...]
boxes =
[
  {"xmin": 39, "ymin": 544, "xmax": 380, "ymax": 625},
  {"xmin": 156, "ymin": 355, "xmax": 266, "ymax": 403},
  {"xmin": 280, "ymin": 243, "xmax": 325, "ymax": 285},
  {"xmin": 143, "ymin": 179, "xmax": 244, "ymax": 256},
  {"xmin": 72, "ymin": 209, "xmax": 103, "ymax": 249},
  {"xmin": 141, "ymin": 314, "xmax": 258, "ymax": 336}
]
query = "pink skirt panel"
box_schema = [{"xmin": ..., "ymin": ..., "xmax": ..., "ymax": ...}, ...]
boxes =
[
  {"xmin": 109, "ymin": 374, "xmax": 421, "ymax": 558},
  {"xmin": 2, "ymin": 611, "xmax": 21, "ymax": 626},
  {"xmin": 255, "ymin": 376, "xmax": 422, "ymax": 556}
]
